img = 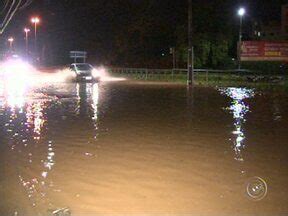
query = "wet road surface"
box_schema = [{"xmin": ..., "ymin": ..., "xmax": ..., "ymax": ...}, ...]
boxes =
[{"xmin": 0, "ymin": 80, "xmax": 288, "ymax": 215}]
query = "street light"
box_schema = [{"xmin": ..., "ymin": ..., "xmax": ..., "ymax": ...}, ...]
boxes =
[
  {"xmin": 24, "ymin": 28, "xmax": 30, "ymax": 55},
  {"xmin": 238, "ymin": 7, "xmax": 246, "ymax": 70},
  {"xmin": 238, "ymin": 8, "xmax": 245, "ymax": 17},
  {"xmin": 8, "ymin": 37, "xmax": 14, "ymax": 50},
  {"xmin": 31, "ymin": 17, "xmax": 40, "ymax": 51}
]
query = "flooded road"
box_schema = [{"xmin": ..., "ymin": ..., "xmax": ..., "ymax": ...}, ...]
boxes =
[{"xmin": 0, "ymin": 81, "xmax": 288, "ymax": 215}]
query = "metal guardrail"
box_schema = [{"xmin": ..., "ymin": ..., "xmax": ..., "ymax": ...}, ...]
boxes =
[
  {"xmin": 108, "ymin": 67, "xmax": 253, "ymax": 74},
  {"xmin": 107, "ymin": 67, "xmax": 254, "ymax": 81},
  {"xmin": 108, "ymin": 68, "xmax": 184, "ymax": 80},
  {"xmin": 108, "ymin": 67, "xmax": 287, "ymax": 84}
]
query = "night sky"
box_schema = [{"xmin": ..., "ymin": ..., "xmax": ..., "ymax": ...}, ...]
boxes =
[{"xmin": 1, "ymin": 0, "xmax": 287, "ymax": 66}]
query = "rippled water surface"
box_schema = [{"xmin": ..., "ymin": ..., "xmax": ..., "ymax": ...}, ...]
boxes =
[{"xmin": 0, "ymin": 81, "xmax": 288, "ymax": 215}]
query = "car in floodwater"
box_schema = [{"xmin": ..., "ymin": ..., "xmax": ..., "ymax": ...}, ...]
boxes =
[{"xmin": 69, "ymin": 63, "xmax": 100, "ymax": 82}]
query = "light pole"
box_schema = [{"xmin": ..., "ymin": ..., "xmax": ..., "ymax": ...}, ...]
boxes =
[
  {"xmin": 238, "ymin": 7, "xmax": 245, "ymax": 70},
  {"xmin": 188, "ymin": 0, "xmax": 194, "ymax": 86},
  {"xmin": 24, "ymin": 28, "xmax": 30, "ymax": 55},
  {"xmin": 170, "ymin": 47, "xmax": 176, "ymax": 69},
  {"xmin": 8, "ymin": 37, "xmax": 14, "ymax": 51},
  {"xmin": 31, "ymin": 17, "xmax": 40, "ymax": 53}
]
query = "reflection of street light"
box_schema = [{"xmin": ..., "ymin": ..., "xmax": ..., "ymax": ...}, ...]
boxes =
[
  {"xmin": 8, "ymin": 37, "xmax": 14, "ymax": 50},
  {"xmin": 238, "ymin": 7, "xmax": 245, "ymax": 70},
  {"xmin": 31, "ymin": 17, "xmax": 40, "ymax": 51},
  {"xmin": 24, "ymin": 28, "xmax": 30, "ymax": 55}
]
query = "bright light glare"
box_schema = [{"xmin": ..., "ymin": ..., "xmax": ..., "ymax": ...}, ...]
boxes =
[
  {"xmin": 54, "ymin": 66, "xmax": 126, "ymax": 82},
  {"xmin": 1, "ymin": 59, "xmax": 34, "ymax": 79},
  {"xmin": 238, "ymin": 8, "xmax": 245, "ymax": 16},
  {"xmin": 0, "ymin": 59, "xmax": 54, "ymax": 88},
  {"xmin": 92, "ymin": 69, "xmax": 100, "ymax": 78},
  {"xmin": 3, "ymin": 65, "xmax": 127, "ymax": 85},
  {"xmin": 0, "ymin": 59, "xmax": 37, "ymax": 108},
  {"xmin": 93, "ymin": 66, "xmax": 126, "ymax": 82},
  {"xmin": 24, "ymin": 28, "xmax": 30, "ymax": 33},
  {"xmin": 31, "ymin": 17, "xmax": 40, "ymax": 24}
]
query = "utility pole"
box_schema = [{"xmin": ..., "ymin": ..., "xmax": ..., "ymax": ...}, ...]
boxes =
[
  {"xmin": 237, "ymin": 8, "xmax": 245, "ymax": 70},
  {"xmin": 31, "ymin": 17, "xmax": 40, "ymax": 58},
  {"xmin": 188, "ymin": 0, "xmax": 194, "ymax": 86},
  {"xmin": 238, "ymin": 17, "xmax": 242, "ymax": 70},
  {"xmin": 170, "ymin": 47, "xmax": 176, "ymax": 69},
  {"xmin": 24, "ymin": 28, "xmax": 30, "ymax": 56},
  {"xmin": 8, "ymin": 37, "xmax": 14, "ymax": 51}
]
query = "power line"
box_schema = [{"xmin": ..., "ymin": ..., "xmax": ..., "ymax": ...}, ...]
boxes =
[{"xmin": 0, "ymin": 0, "xmax": 33, "ymax": 34}]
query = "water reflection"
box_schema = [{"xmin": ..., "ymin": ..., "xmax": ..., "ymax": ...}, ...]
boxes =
[
  {"xmin": 18, "ymin": 82, "xmax": 99, "ymax": 213},
  {"xmin": 0, "ymin": 80, "xmax": 27, "ymax": 110},
  {"xmin": 0, "ymin": 80, "xmax": 52, "ymax": 213},
  {"xmin": 0, "ymin": 81, "xmax": 101, "ymax": 214},
  {"xmin": 92, "ymin": 83, "xmax": 99, "ymax": 120},
  {"xmin": 76, "ymin": 83, "xmax": 99, "ymax": 140},
  {"xmin": 272, "ymin": 98, "xmax": 282, "ymax": 121},
  {"xmin": 219, "ymin": 87, "xmax": 255, "ymax": 161},
  {"xmin": 26, "ymin": 100, "xmax": 46, "ymax": 140},
  {"xmin": 0, "ymin": 82, "xmax": 286, "ymax": 213},
  {"xmin": 76, "ymin": 83, "xmax": 99, "ymax": 118}
]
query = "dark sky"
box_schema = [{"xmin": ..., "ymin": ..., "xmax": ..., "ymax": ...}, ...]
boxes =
[{"xmin": 1, "ymin": 0, "xmax": 287, "ymax": 65}]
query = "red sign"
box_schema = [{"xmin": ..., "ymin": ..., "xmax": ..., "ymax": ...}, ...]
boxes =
[{"xmin": 241, "ymin": 41, "xmax": 288, "ymax": 62}]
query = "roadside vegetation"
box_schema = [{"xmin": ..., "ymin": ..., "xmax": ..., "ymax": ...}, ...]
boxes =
[{"xmin": 110, "ymin": 70, "xmax": 288, "ymax": 89}]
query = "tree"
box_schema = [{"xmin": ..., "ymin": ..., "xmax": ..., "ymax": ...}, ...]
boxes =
[
  {"xmin": 0, "ymin": 0, "xmax": 33, "ymax": 34},
  {"xmin": 175, "ymin": 0, "xmax": 237, "ymax": 69}
]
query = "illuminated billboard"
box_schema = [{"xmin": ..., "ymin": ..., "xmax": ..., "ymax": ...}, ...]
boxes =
[{"xmin": 241, "ymin": 41, "xmax": 288, "ymax": 62}]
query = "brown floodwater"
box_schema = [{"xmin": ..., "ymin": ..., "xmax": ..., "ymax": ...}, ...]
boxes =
[{"xmin": 0, "ymin": 81, "xmax": 287, "ymax": 216}]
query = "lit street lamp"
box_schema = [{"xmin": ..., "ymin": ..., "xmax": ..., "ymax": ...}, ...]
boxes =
[
  {"xmin": 24, "ymin": 28, "xmax": 30, "ymax": 55},
  {"xmin": 8, "ymin": 37, "xmax": 14, "ymax": 50},
  {"xmin": 31, "ymin": 17, "xmax": 40, "ymax": 51},
  {"xmin": 238, "ymin": 7, "xmax": 246, "ymax": 70}
]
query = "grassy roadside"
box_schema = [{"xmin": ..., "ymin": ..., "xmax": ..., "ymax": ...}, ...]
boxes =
[{"xmin": 111, "ymin": 72, "xmax": 288, "ymax": 89}]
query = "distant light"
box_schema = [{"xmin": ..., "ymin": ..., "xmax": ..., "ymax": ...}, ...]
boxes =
[
  {"xmin": 8, "ymin": 37, "xmax": 14, "ymax": 42},
  {"xmin": 0, "ymin": 59, "xmax": 35, "ymax": 108},
  {"xmin": 238, "ymin": 8, "xmax": 246, "ymax": 16},
  {"xmin": 24, "ymin": 28, "xmax": 30, "ymax": 33},
  {"xmin": 31, "ymin": 17, "xmax": 40, "ymax": 24},
  {"xmin": 162, "ymin": 53, "xmax": 165, "ymax": 56}
]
